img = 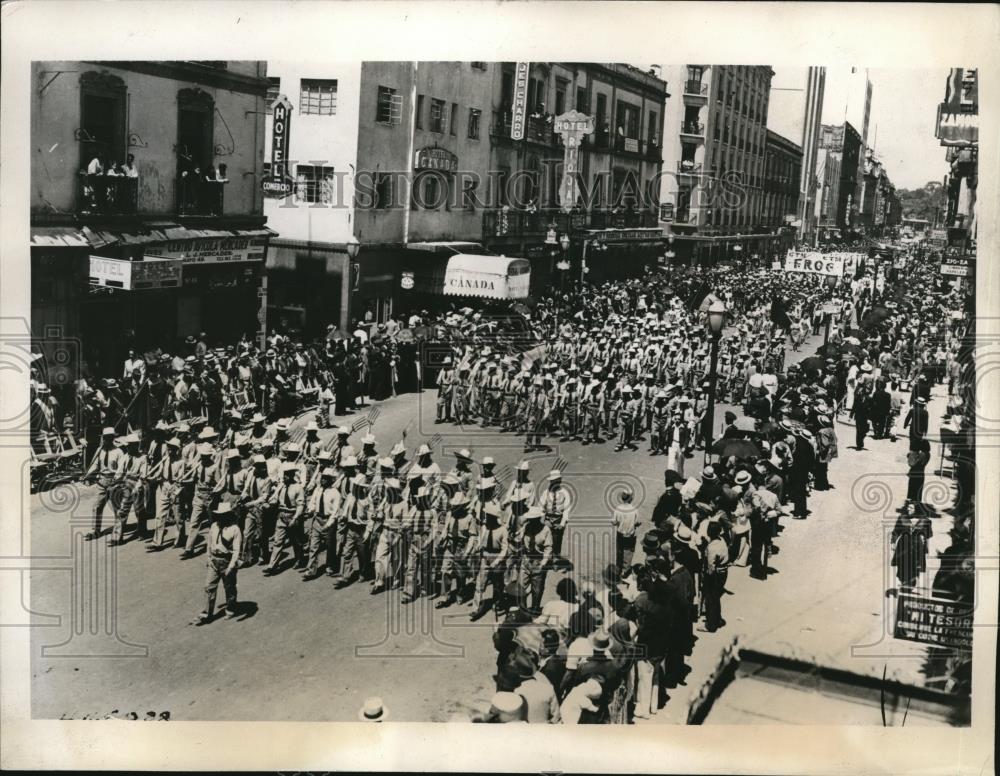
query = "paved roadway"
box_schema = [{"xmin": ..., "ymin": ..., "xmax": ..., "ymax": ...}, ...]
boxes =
[{"xmin": 27, "ymin": 327, "xmax": 958, "ymax": 722}]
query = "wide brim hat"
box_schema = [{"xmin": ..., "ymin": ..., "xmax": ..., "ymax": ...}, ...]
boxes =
[
  {"xmin": 358, "ymin": 697, "xmax": 389, "ymax": 722},
  {"xmin": 523, "ymin": 506, "xmax": 544, "ymax": 521}
]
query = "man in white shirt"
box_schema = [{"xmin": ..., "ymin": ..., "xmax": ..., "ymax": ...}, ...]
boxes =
[{"xmin": 123, "ymin": 350, "xmax": 145, "ymax": 380}]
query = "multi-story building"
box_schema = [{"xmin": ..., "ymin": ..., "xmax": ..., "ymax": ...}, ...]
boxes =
[
  {"xmin": 660, "ymin": 65, "xmax": 784, "ymax": 266},
  {"xmin": 762, "ymin": 130, "xmax": 802, "ymax": 240},
  {"xmin": 30, "ymin": 60, "xmax": 272, "ymax": 377},
  {"xmin": 814, "ymin": 146, "xmax": 842, "ymax": 242},
  {"xmin": 484, "ymin": 62, "xmax": 668, "ymax": 287},
  {"xmin": 766, "ymin": 67, "xmax": 826, "ymax": 245},
  {"xmin": 935, "ymin": 68, "xmax": 978, "ymax": 250},
  {"xmin": 262, "ymin": 61, "xmax": 668, "ymax": 335},
  {"xmin": 817, "ymin": 121, "xmax": 863, "ymax": 239}
]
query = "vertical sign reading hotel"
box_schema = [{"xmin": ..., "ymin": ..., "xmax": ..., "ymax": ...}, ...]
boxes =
[
  {"xmin": 511, "ymin": 63, "xmax": 530, "ymax": 141},
  {"xmin": 263, "ymin": 95, "xmax": 293, "ymax": 198},
  {"xmin": 554, "ymin": 111, "xmax": 595, "ymax": 213}
]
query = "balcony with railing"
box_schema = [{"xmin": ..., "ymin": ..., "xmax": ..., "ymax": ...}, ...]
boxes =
[
  {"xmin": 613, "ymin": 135, "xmax": 642, "ymax": 154},
  {"xmin": 483, "ymin": 208, "xmax": 658, "ymax": 239},
  {"xmin": 77, "ymin": 174, "xmax": 139, "ymax": 215},
  {"xmin": 677, "ymin": 160, "xmax": 703, "ymax": 176},
  {"xmin": 177, "ymin": 174, "xmax": 225, "ymax": 217},
  {"xmin": 683, "ymin": 80, "xmax": 709, "ymax": 100},
  {"xmin": 680, "ymin": 121, "xmax": 706, "ymax": 138},
  {"xmin": 491, "ymin": 110, "xmax": 554, "ymax": 145}
]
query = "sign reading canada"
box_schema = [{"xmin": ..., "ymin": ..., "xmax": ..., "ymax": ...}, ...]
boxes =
[
  {"xmin": 414, "ymin": 147, "xmax": 458, "ymax": 173},
  {"xmin": 263, "ymin": 95, "xmax": 294, "ymax": 198},
  {"xmin": 894, "ymin": 592, "xmax": 973, "ymax": 652},
  {"xmin": 784, "ymin": 251, "xmax": 844, "ymax": 277}
]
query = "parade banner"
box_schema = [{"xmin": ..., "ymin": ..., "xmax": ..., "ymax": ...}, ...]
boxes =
[
  {"xmin": 783, "ymin": 251, "xmax": 843, "ymax": 277},
  {"xmin": 894, "ymin": 592, "xmax": 972, "ymax": 652}
]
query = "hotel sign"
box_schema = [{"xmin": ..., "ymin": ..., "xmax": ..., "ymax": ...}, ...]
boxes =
[
  {"xmin": 414, "ymin": 146, "xmax": 458, "ymax": 173},
  {"xmin": 511, "ymin": 62, "xmax": 530, "ymax": 141},
  {"xmin": 263, "ymin": 95, "xmax": 294, "ymax": 198},
  {"xmin": 89, "ymin": 256, "xmax": 183, "ymax": 291},
  {"xmin": 554, "ymin": 110, "xmax": 595, "ymax": 214}
]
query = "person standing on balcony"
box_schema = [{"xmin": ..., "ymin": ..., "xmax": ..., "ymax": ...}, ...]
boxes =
[{"xmin": 121, "ymin": 154, "xmax": 139, "ymax": 178}]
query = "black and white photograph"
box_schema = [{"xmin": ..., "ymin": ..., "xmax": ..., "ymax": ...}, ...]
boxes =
[{"xmin": 1, "ymin": 2, "xmax": 996, "ymax": 773}]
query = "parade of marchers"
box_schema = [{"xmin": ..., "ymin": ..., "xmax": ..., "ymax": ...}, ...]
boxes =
[{"xmin": 34, "ymin": 243, "xmax": 975, "ymax": 724}]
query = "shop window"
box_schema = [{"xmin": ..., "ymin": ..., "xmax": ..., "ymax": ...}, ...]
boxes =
[
  {"xmin": 468, "ymin": 108, "xmax": 481, "ymax": 140},
  {"xmin": 299, "ymin": 79, "xmax": 337, "ymax": 115},
  {"xmin": 555, "ymin": 78, "xmax": 568, "ymax": 116},
  {"xmin": 376, "ymin": 85, "xmax": 402, "ymax": 125},
  {"xmin": 265, "ymin": 77, "xmax": 281, "ymax": 114},
  {"xmin": 576, "ymin": 86, "xmax": 588, "ymax": 113},
  {"xmin": 295, "ymin": 164, "xmax": 335, "ymax": 205}
]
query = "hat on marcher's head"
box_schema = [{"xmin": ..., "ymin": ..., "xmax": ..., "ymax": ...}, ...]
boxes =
[
  {"xmin": 226, "ymin": 449, "xmax": 240, "ymax": 460},
  {"xmin": 198, "ymin": 426, "xmax": 218, "ymax": 440},
  {"xmin": 734, "ymin": 470, "xmax": 752, "ymax": 486},
  {"xmin": 378, "ymin": 456, "xmax": 394, "ymax": 470},
  {"xmin": 281, "ymin": 462, "xmax": 298, "ymax": 474},
  {"xmin": 390, "ymin": 442, "xmax": 406, "ymax": 456},
  {"xmin": 591, "ymin": 629, "xmax": 612, "ymax": 652},
  {"xmin": 449, "ymin": 492, "xmax": 470, "ymax": 508},
  {"xmin": 251, "ymin": 413, "xmax": 266, "ymax": 424},
  {"xmin": 515, "ymin": 460, "xmax": 530, "ymax": 471},
  {"xmin": 916, "ymin": 396, "xmax": 927, "ymax": 404},
  {"xmin": 454, "ymin": 448, "xmax": 472, "ymax": 461},
  {"xmin": 284, "ymin": 442, "xmax": 301, "ymax": 454},
  {"xmin": 701, "ymin": 466, "xmax": 717, "ymax": 480},
  {"xmin": 489, "ymin": 691, "xmax": 525, "ymax": 718},
  {"xmin": 166, "ymin": 437, "xmax": 181, "ymax": 448},
  {"xmin": 482, "ymin": 455, "xmax": 495, "ymax": 466},
  {"xmin": 385, "ymin": 478, "xmax": 402, "ymax": 490},
  {"xmin": 476, "ymin": 477, "xmax": 497, "ymax": 490},
  {"xmin": 275, "ymin": 418, "xmax": 291, "ymax": 431},
  {"xmin": 320, "ymin": 466, "xmax": 336, "ymax": 478},
  {"xmin": 362, "ymin": 434, "xmax": 376, "ymax": 445},
  {"xmin": 358, "ymin": 697, "xmax": 388, "ymax": 723},
  {"xmin": 214, "ymin": 502, "xmax": 235, "ymax": 516},
  {"xmin": 102, "ymin": 426, "xmax": 116, "ymax": 437},
  {"xmin": 547, "ymin": 469, "xmax": 562, "ymax": 481},
  {"xmin": 305, "ymin": 421, "xmax": 319, "ymax": 432},
  {"xmin": 342, "ymin": 455, "xmax": 358, "ymax": 468},
  {"xmin": 198, "ymin": 443, "xmax": 214, "ymax": 456},
  {"xmin": 524, "ymin": 506, "xmax": 544, "ymax": 521},
  {"xmin": 442, "ymin": 473, "xmax": 460, "ymax": 487},
  {"xmin": 351, "ymin": 475, "xmax": 369, "ymax": 490},
  {"xmin": 417, "ymin": 444, "xmax": 432, "ymax": 456}
]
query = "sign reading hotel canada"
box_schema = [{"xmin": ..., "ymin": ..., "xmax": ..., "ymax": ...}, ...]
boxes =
[
  {"xmin": 554, "ymin": 110, "xmax": 595, "ymax": 214},
  {"xmin": 784, "ymin": 251, "xmax": 844, "ymax": 277},
  {"xmin": 511, "ymin": 62, "xmax": 530, "ymax": 141},
  {"xmin": 262, "ymin": 95, "xmax": 294, "ymax": 198}
]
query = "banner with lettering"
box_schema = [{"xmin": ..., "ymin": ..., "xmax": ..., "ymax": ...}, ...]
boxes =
[{"xmin": 783, "ymin": 251, "xmax": 844, "ymax": 277}]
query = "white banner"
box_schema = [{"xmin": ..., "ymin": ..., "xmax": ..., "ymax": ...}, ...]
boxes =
[
  {"xmin": 784, "ymin": 251, "xmax": 844, "ymax": 277},
  {"xmin": 146, "ymin": 236, "xmax": 268, "ymax": 265}
]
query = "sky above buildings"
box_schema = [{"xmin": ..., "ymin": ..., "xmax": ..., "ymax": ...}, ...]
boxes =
[{"xmin": 766, "ymin": 66, "xmax": 950, "ymax": 192}]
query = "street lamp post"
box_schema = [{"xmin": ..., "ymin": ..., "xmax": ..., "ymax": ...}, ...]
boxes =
[
  {"xmin": 823, "ymin": 272, "xmax": 838, "ymax": 345},
  {"xmin": 702, "ymin": 299, "xmax": 727, "ymax": 461},
  {"xmin": 343, "ymin": 234, "xmax": 361, "ymax": 334}
]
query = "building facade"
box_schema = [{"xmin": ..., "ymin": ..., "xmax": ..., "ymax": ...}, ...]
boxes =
[
  {"xmin": 483, "ymin": 62, "xmax": 668, "ymax": 289},
  {"xmin": 817, "ymin": 121, "xmax": 863, "ymax": 240},
  {"xmin": 814, "ymin": 145, "xmax": 842, "ymax": 240},
  {"xmin": 30, "ymin": 60, "xmax": 272, "ymax": 379},
  {"xmin": 659, "ymin": 65, "xmax": 785, "ymax": 266},
  {"xmin": 797, "ymin": 67, "xmax": 826, "ymax": 244},
  {"xmin": 935, "ymin": 68, "xmax": 978, "ymax": 251},
  {"xmin": 762, "ymin": 129, "xmax": 802, "ymax": 232}
]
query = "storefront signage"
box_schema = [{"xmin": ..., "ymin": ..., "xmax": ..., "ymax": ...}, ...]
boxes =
[
  {"xmin": 400, "ymin": 271, "xmax": 415, "ymax": 290},
  {"xmin": 89, "ymin": 256, "xmax": 183, "ymax": 291},
  {"xmin": 589, "ymin": 228, "xmax": 663, "ymax": 243},
  {"xmin": 554, "ymin": 110, "xmax": 595, "ymax": 214},
  {"xmin": 147, "ymin": 236, "xmax": 268, "ymax": 265},
  {"xmin": 264, "ymin": 95, "xmax": 293, "ymax": 199},
  {"xmin": 783, "ymin": 251, "xmax": 843, "ymax": 277},
  {"xmin": 940, "ymin": 258, "xmax": 973, "ymax": 277},
  {"xmin": 414, "ymin": 146, "xmax": 458, "ymax": 173},
  {"xmin": 511, "ymin": 62, "xmax": 530, "ymax": 141},
  {"xmin": 894, "ymin": 592, "xmax": 972, "ymax": 652}
]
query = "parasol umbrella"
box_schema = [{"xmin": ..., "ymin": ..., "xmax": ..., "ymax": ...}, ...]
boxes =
[
  {"xmin": 395, "ymin": 328, "xmax": 416, "ymax": 343},
  {"xmin": 815, "ymin": 343, "xmax": 842, "ymax": 358},
  {"xmin": 734, "ymin": 415, "xmax": 758, "ymax": 432},
  {"xmin": 799, "ymin": 356, "xmax": 825, "ymax": 372},
  {"xmin": 841, "ymin": 343, "xmax": 862, "ymax": 356},
  {"xmin": 710, "ymin": 437, "xmax": 762, "ymax": 460},
  {"xmin": 843, "ymin": 336, "xmax": 862, "ymax": 345}
]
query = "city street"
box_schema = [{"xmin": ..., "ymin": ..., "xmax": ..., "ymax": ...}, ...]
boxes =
[{"xmin": 27, "ymin": 326, "xmax": 958, "ymax": 722}]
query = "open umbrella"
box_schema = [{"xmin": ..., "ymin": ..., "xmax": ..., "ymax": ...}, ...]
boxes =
[
  {"xmin": 710, "ymin": 437, "xmax": 762, "ymax": 460},
  {"xmin": 799, "ymin": 356, "xmax": 825, "ymax": 372},
  {"xmin": 815, "ymin": 343, "xmax": 842, "ymax": 358},
  {"xmin": 841, "ymin": 343, "xmax": 862, "ymax": 356},
  {"xmin": 663, "ymin": 469, "xmax": 684, "ymax": 486}
]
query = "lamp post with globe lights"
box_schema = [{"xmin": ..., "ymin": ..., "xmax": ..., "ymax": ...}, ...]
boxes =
[{"xmin": 702, "ymin": 299, "xmax": 727, "ymax": 459}]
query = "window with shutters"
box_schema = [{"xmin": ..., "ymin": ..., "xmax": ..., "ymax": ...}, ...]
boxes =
[
  {"xmin": 430, "ymin": 99, "xmax": 447, "ymax": 133},
  {"xmin": 468, "ymin": 108, "xmax": 481, "ymax": 139},
  {"xmin": 415, "ymin": 95, "xmax": 424, "ymax": 129},
  {"xmin": 375, "ymin": 172, "xmax": 395, "ymax": 209},
  {"xmin": 376, "ymin": 85, "xmax": 402, "ymax": 125},
  {"xmin": 450, "ymin": 103, "xmax": 459, "ymax": 136},
  {"xmin": 299, "ymin": 79, "xmax": 337, "ymax": 115},
  {"xmin": 295, "ymin": 164, "xmax": 335, "ymax": 205}
]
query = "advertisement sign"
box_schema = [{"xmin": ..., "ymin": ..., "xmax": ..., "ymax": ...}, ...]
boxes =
[
  {"xmin": 783, "ymin": 251, "xmax": 844, "ymax": 277},
  {"xmin": 894, "ymin": 592, "xmax": 972, "ymax": 652},
  {"xmin": 941, "ymin": 258, "xmax": 973, "ymax": 277},
  {"xmin": 414, "ymin": 147, "xmax": 458, "ymax": 173},
  {"xmin": 511, "ymin": 62, "xmax": 530, "ymax": 141},
  {"xmin": 554, "ymin": 110, "xmax": 595, "ymax": 214},
  {"xmin": 264, "ymin": 96, "xmax": 293, "ymax": 199},
  {"xmin": 89, "ymin": 256, "xmax": 183, "ymax": 291},
  {"xmin": 147, "ymin": 236, "xmax": 268, "ymax": 265},
  {"xmin": 400, "ymin": 271, "xmax": 415, "ymax": 290}
]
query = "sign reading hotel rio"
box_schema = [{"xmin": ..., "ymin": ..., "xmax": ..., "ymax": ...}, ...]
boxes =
[
  {"xmin": 554, "ymin": 110, "xmax": 595, "ymax": 214},
  {"xmin": 262, "ymin": 95, "xmax": 294, "ymax": 198}
]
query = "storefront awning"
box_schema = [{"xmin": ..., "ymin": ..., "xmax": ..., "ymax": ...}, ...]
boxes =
[
  {"xmin": 30, "ymin": 226, "xmax": 90, "ymax": 249},
  {"xmin": 407, "ymin": 241, "xmax": 488, "ymax": 254},
  {"xmin": 80, "ymin": 224, "xmax": 277, "ymax": 250},
  {"xmin": 442, "ymin": 254, "xmax": 531, "ymax": 300}
]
